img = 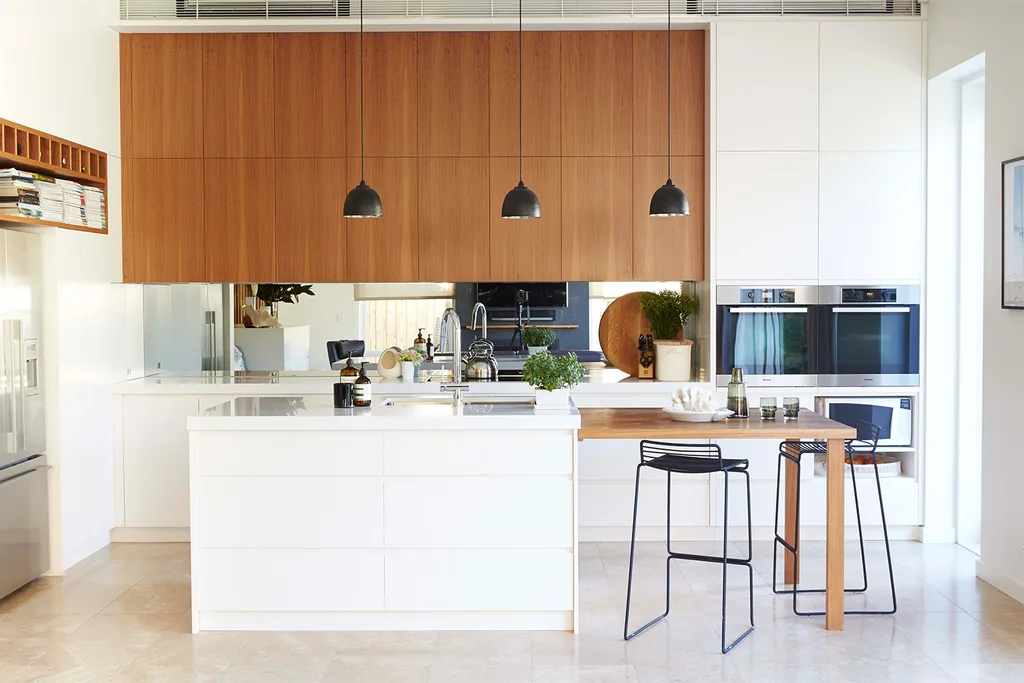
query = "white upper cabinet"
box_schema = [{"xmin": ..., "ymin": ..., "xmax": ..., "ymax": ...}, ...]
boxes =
[
  {"xmin": 818, "ymin": 151, "xmax": 922, "ymax": 282},
  {"xmin": 717, "ymin": 152, "xmax": 819, "ymax": 281},
  {"xmin": 819, "ymin": 22, "xmax": 923, "ymax": 151},
  {"xmin": 716, "ymin": 22, "xmax": 819, "ymax": 152}
]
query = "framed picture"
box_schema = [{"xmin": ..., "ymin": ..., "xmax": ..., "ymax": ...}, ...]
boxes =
[{"xmin": 1003, "ymin": 156, "xmax": 1024, "ymax": 309}]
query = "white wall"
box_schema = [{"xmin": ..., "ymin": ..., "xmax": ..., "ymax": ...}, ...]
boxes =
[
  {"xmin": 0, "ymin": 0, "xmax": 130, "ymax": 571},
  {"xmin": 928, "ymin": 0, "xmax": 1024, "ymax": 602},
  {"xmin": 276, "ymin": 284, "xmax": 361, "ymax": 370}
]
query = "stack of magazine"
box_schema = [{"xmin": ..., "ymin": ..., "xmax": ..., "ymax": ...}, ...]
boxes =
[{"xmin": 0, "ymin": 169, "xmax": 41, "ymax": 218}]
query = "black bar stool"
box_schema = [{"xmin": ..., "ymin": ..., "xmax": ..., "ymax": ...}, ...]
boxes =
[
  {"xmin": 771, "ymin": 421, "xmax": 897, "ymax": 616},
  {"xmin": 623, "ymin": 440, "xmax": 755, "ymax": 654}
]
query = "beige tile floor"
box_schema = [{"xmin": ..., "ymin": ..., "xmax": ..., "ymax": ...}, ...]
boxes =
[{"xmin": 0, "ymin": 540, "xmax": 1022, "ymax": 682}]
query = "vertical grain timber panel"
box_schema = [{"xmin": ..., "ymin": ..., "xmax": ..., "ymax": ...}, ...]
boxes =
[
  {"xmin": 204, "ymin": 34, "xmax": 275, "ymax": 158},
  {"xmin": 129, "ymin": 34, "xmax": 204, "ymax": 158},
  {"xmin": 633, "ymin": 156, "xmax": 705, "ymax": 281},
  {"xmin": 130, "ymin": 159, "xmax": 206, "ymax": 282},
  {"xmin": 418, "ymin": 158, "xmax": 489, "ymax": 281},
  {"xmin": 274, "ymin": 33, "xmax": 348, "ymax": 158},
  {"xmin": 561, "ymin": 157, "xmax": 632, "ymax": 281},
  {"xmin": 346, "ymin": 33, "xmax": 418, "ymax": 158},
  {"xmin": 489, "ymin": 157, "xmax": 561, "ymax": 281},
  {"xmin": 275, "ymin": 158, "xmax": 346, "ymax": 281},
  {"xmin": 561, "ymin": 32, "xmax": 632, "ymax": 157},
  {"xmin": 489, "ymin": 31, "xmax": 561, "ymax": 157},
  {"xmin": 121, "ymin": 34, "xmax": 136, "ymax": 281},
  {"xmin": 633, "ymin": 30, "xmax": 705, "ymax": 157},
  {"xmin": 346, "ymin": 158, "xmax": 419, "ymax": 282},
  {"xmin": 204, "ymin": 159, "xmax": 276, "ymax": 282},
  {"xmin": 417, "ymin": 33, "xmax": 489, "ymax": 157}
]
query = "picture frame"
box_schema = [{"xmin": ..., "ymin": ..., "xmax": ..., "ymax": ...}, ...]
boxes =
[{"xmin": 1002, "ymin": 155, "xmax": 1024, "ymax": 309}]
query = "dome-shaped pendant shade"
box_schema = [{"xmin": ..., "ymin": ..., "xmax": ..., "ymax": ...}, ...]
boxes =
[
  {"xmin": 344, "ymin": 180, "xmax": 382, "ymax": 219},
  {"xmin": 649, "ymin": 179, "xmax": 689, "ymax": 217},
  {"xmin": 501, "ymin": 181, "xmax": 541, "ymax": 219}
]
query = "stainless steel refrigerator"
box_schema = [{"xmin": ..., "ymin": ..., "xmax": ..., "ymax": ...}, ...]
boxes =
[{"xmin": 0, "ymin": 230, "xmax": 48, "ymax": 600}]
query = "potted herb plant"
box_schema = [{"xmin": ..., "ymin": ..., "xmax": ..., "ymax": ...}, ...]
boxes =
[
  {"xmin": 523, "ymin": 326, "xmax": 558, "ymax": 355},
  {"xmin": 639, "ymin": 289, "xmax": 699, "ymax": 382},
  {"xmin": 522, "ymin": 350, "xmax": 585, "ymax": 410},
  {"xmin": 397, "ymin": 349, "xmax": 425, "ymax": 384}
]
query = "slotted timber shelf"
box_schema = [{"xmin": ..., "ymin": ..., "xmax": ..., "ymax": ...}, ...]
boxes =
[{"xmin": 0, "ymin": 117, "xmax": 108, "ymax": 234}]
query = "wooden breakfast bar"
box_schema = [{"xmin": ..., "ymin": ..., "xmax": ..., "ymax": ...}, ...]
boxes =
[{"xmin": 577, "ymin": 408, "xmax": 857, "ymax": 631}]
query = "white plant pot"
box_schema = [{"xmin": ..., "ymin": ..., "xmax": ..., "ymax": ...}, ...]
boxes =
[
  {"xmin": 653, "ymin": 339, "xmax": 693, "ymax": 382},
  {"xmin": 534, "ymin": 387, "xmax": 570, "ymax": 410},
  {"xmin": 527, "ymin": 346, "xmax": 548, "ymax": 356},
  {"xmin": 400, "ymin": 361, "xmax": 416, "ymax": 383}
]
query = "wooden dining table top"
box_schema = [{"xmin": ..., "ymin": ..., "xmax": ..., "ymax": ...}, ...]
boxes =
[{"xmin": 577, "ymin": 408, "xmax": 856, "ymax": 441}]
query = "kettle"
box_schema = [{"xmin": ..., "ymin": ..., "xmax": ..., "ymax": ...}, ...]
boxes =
[{"xmin": 464, "ymin": 338, "xmax": 499, "ymax": 381}]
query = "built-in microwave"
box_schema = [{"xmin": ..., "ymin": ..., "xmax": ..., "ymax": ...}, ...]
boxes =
[
  {"xmin": 716, "ymin": 286, "xmax": 818, "ymax": 387},
  {"xmin": 816, "ymin": 396, "xmax": 914, "ymax": 448},
  {"xmin": 817, "ymin": 286, "xmax": 920, "ymax": 387}
]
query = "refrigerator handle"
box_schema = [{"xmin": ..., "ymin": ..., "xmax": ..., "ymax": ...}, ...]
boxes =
[{"xmin": 2, "ymin": 320, "xmax": 18, "ymax": 454}]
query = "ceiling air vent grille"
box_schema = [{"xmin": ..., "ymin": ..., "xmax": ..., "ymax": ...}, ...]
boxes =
[{"xmin": 119, "ymin": 0, "xmax": 920, "ymax": 20}]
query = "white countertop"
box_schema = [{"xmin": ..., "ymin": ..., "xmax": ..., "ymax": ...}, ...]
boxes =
[{"xmin": 187, "ymin": 394, "xmax": 581, "ymax": 431}]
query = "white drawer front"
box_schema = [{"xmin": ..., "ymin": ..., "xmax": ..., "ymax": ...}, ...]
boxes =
[
  {"xmin": 578, "ymin": 479, "xmax": 710, "ymax": 527},
  {"xmin": 385, "ymin": 549, "xmax": 573, "ymax": 611},
  {"xmin": 193, "ymin": 431, "xmax": 383, "ymax": 476},
  {"xmin": 194, "ymin": 477, "xmax": 384, "ymax": 549},
  {"xmin": 194, "ymin": 549, "xmax": 384, "ymax": 611},
  {"xmin": 384, "ymin": 477, "xmax": 573, "ymax": 548},
  {"xmin": 384, "ymin": 431, "xmax": 573, "ymax": 476}
]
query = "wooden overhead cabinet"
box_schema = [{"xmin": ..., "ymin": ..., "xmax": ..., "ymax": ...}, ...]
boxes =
[
  {"xmin": 125, "ymin": 159, "xmax": 206, "ymax": 282},
  {"xmin": 417, "ymin": 32, "xmax": 490, "ymax": 157},
  {"xmin": 274, "ymin": 33, "xmax": 349, "ymax": 158},
  {"xmin": 561, "ymin": 32, "xmax": 633, "ymax": 157},
  {"xmin": 275, "ymin": 158, "xmax": 347, "ymax": 282},
  {"xmin": 124, "ymin": 34, "xmax": 203, "ymax": 159},
  {"xmin": 633, "ymin": 155, "xmax": 705, "ymax": 281},
  {"xmin": 346, "ymin": 157, "xmax": 419, "ymax": 283},
  {"xmin": 204, "ymin": 159, "xmax": 276, "ymax": 282},
  {"xmin": 346, "ymin": 33, "xmax": 418, "ymax": 157},
  {"xmin": 561, "ymin": 157, "xmax": 633, "ymax": 281},
  {"xmin": 418, "ymin": 158, "xmax": 489, "ymax": 282},
  {"xmin": 633, "ymin": 30, "xmax": 705, "ymax": 157},
  {"xmin": 489, "ymin": 31, "xmax": 561, "ymax": 157},
  {"xmin": 204, "ymin": 34, "xmax": 275, "ymax": 158},
  {"xmin": 489, "ymin": 157, "xmax": 562, "ymax": 281}
]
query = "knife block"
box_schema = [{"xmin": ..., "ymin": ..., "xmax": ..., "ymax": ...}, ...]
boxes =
[{"xmin": 638, "ymin": 350, "xmax": 655, "ymax": 379}]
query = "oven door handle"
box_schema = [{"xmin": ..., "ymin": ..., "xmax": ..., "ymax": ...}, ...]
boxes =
[
  {"xmin": 728, "ymin": 307, "xmax": 808, "ymax": 314},
  {"xmin": 831, "ymin": 307, "xmax": 911, "ymax": 314}
]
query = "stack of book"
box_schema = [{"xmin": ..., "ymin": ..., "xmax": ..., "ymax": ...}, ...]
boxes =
[
  {"xmin": 56, "ymin": 179, "xmax": 86, "ymax": 226},
  {"xmin": 0, "ymin": 169, "xmax": 41, "ymax": 218},
  {"xmin": 33, "ymin": 174, "xmax": 64, "ymax": 222},
  {"xmin": 82, "ymin": 185, "xmax": 105, "ymax": 229}
]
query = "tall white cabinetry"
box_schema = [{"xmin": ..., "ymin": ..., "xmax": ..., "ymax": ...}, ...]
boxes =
[{"xmin": 715, "ymin": 20, "xmax": 924, "ymax": 284}]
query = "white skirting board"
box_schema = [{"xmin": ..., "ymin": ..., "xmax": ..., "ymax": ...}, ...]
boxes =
[
  {"xmin": 976, "ymin": 560, "xmax": 1024, "ymax": 607},
  {"xmin": 112, "ymin": 527, "xmax": 190, "ymax": 543},
  {"xmin": 193, "ymin": 610, "xmax": 574, "ymax": 633}
]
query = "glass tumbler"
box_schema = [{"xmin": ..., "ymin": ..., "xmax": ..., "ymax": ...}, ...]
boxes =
[
  {"xmin": 760, "ymin": 397, "xmax": 777, "ymax": 420},
  {"xmin": 783, "ymin": 397, "xmax": 800, "ymax": 420}
]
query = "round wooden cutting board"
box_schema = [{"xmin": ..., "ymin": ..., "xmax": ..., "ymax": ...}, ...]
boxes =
[{"xmin": 598, "ymin": 291, "xmax": 652, "ymax": 377}]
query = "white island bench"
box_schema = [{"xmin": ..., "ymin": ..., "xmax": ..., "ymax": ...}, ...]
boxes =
[{"xmin": 186, "ymin": 395, "xmax": 580, "ymax": 633}]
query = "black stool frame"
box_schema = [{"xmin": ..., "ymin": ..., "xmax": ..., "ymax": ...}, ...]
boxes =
[
  {"xmin": 623, "ymin": 440, "xmax": 755, "ymax": 654},
  {"xmin": 771, "ymin": 422, "xmax": 897, "ymax": 617}
]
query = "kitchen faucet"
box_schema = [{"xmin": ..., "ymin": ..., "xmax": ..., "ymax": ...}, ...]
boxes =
[
  {"xmin": 438, "ymin": 307, "xmax": 468, "ymax": 405},
  {"xmin": 470, "ymin": 302, "xmax": 488, "ymax": 340}
]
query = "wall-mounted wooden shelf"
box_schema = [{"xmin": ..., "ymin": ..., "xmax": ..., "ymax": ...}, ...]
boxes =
[
  {"xmin": 0, "ymin": 117, "xmax": 108, "ymax": 235},
  {"xmin": 464, "ymin": 324, "xmax": 580, "ymax": 330}
]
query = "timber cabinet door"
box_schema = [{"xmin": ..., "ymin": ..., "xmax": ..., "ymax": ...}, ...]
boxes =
[
  {"xmin": 489, "ymin": 31, "xmax": 561, "ymax": 157},
  {"xmin": 204, "ymin": 159, "xmax": 276, "ymax": 282},
  {"xmin": 561, "ymin": 32, "xmax": 632, "ymax": 157},
  {"xmin": 346, "ymin": 32, "xmax": 419, "ymax": 158},
  {"xmin": 204, "ymin": 34, "xmax": 275, "ymax": 158},
  {"xmin": 346, "ymin": 157, "xmax": 419, "ymax": 283},
  {"xmin": 417, "ymin": 32, "xmax": 490, "ymax": 157},
  {"xmin": 274, "ymin": 33, "xmax": 349, "ymax": 158},
  {"xmin": 417, "ymin": 158, "xmax": 489, "ymax": 282},
  {"xmin": 632, "ymin": 155, "xmax": 705, "ymax": 281},
  {"xmin": 275, "ymin": 158, "xmax": 347, "ymax": 282},
  {"xmin": 561, "ymin": 157, "xmax": 633, "ymax": 281},
  {"xmin": 488, "ymin": 157, "xmax": 562, "ymax": 281}
]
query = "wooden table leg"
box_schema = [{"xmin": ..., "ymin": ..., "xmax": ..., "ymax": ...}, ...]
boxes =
[
  {"xmin": 825, "ymin": 437, "xmax": 845, "ymax": 630},
  {"xmin": 783, "ymin": 442, "xmax": 800, "ymax": 586}
]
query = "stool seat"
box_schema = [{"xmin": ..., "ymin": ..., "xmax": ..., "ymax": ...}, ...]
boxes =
[{"xmin": 645, "ymin": 455, "xmax": 749, "ymax": 474}]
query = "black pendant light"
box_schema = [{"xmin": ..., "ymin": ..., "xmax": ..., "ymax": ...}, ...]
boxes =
[
  {"xmin": 501, "ymin": 0, "xmax": 540, "ymax": 220},
  {"xmin": 344, "ymin": 0, "xmax": 382, "ymax": 219},
  {"xmin": 649, "ymin": 0, "xmax": 689, "ymax": 218}
]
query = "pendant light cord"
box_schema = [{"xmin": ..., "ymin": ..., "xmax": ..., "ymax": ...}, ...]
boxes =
[
  {"xmin": 360, "ymin": 0, "xmax": 365, "ymax": 181},
  {"xmin": 666, "ymin": 0, "xmax": 671, "ymax": 181},
  {"xmin": 518, "ymin": 0, "xmax": 524, "ymax": 183}
]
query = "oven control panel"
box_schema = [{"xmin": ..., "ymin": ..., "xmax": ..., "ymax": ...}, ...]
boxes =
[
  {"xmin": 841, "ymin": 288, "xmax": 898, "ymax": 303},
  {"xmin": 740, "ymin": 288, "xmax": 797, "ymax": 304}
]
